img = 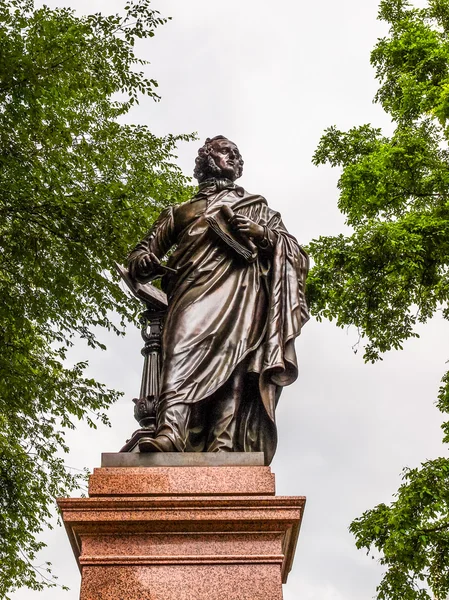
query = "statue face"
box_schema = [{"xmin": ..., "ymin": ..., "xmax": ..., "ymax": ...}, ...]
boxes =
[{"xmin": 210, "ymin": 138, "xmax": 241, "ymax": 181}]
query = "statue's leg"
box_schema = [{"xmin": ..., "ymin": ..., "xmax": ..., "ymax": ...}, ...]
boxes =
[
  {"xmin": 149, "ymin": 360, "xmax": 249, "ymax": 453},
  {"xmin": 205, "ymin": 361, "xmax": 247, "ymax": 452},
  {"xmin": 144, "ymin": 402, "xmax": 192, "ymax": 452}
]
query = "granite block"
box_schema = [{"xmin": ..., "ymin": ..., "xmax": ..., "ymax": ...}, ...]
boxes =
[
  {"xmin": 80, "ymin": 531, "xmax": 284, "ymax": 560},
  {"xmin": 80, "ymin": 564, "xmax": 283, "ymax": 600},
  {"xmin": 88, "ymin": 465, "xmax": 275, "ymax": 497},
  {"xmin": 58, "ymin": 464, "xmax": 306, "ymax": 599}
]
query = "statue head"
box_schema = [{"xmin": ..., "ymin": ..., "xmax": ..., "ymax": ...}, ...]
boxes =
[{"xmin": 194, "ymin": 135, "xmax": 244, "ymax": 183}]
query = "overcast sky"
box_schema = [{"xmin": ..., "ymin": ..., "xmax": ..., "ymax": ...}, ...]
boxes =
[{"xmin": 11, "ymin": 1, "xmax": 449, "ymax": 599}]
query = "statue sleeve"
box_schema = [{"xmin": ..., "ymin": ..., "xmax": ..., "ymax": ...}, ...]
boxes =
[
  {"xmin": 128, "ymin": 206, "xmax": 175, "ymax": 283},
  {"xmin": 238, "ymin": 201, "xmax": 277, "ymax": 253}
]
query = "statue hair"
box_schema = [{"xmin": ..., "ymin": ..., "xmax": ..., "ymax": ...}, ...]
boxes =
[{"xmin": 193, "ymin": 135, "xmax": 244, "ymax": 182}]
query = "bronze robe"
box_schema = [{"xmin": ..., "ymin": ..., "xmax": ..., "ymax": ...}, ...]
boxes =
[{"xmin": 129, "ymin": 183, "xmax": 309, "ymax": 464}]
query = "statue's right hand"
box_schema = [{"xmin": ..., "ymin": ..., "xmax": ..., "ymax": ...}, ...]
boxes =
[{"xmin": 137, "ymin": 252, "xmax": 161, "ymax": 275}]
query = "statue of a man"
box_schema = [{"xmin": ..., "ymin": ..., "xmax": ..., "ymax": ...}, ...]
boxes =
[{"xmin": 128, "ymin": 136, "xmax": 309, "ymax": 463}]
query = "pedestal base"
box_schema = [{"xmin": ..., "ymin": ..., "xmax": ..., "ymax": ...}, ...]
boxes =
[{"xmin": 58, "ymin": 454, "xmax": 305, "ymax": 600}]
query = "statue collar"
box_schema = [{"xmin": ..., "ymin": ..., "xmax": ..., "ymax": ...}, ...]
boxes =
[{"xmin": 192, "ymin": 178, "xmax": 245, "ymax": 201}]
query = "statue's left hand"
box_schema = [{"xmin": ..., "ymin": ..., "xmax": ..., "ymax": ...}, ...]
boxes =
[{"xmin": 230, "ymin": 215, "xmax": 264, "ymax": 241}]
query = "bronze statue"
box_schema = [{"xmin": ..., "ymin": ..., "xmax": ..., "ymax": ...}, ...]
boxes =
[{"xmin": 127, "ymin": 136, "xmax": 309, "ymax": 464}]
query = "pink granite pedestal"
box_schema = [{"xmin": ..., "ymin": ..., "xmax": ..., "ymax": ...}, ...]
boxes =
[{"xmin": 58, "ymin": 454, "xmax": 305, "ymax": 600}]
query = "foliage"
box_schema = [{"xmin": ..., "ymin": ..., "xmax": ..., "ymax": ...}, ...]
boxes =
[
  {"xmin": 309, "ymin": 0, "xmax": 449, "ymax": 597},
  {"xmin": 0, "ymin": 0, "xmax": 193, "ymax": 596},
  {"xmin": 350, "ymin": 456, "xmax": 449, "ymax": 600}
]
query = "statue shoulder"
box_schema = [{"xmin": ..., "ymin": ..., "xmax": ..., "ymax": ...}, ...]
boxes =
[
  {"xmin": 153, "ymin": 205, "xmax": 174, "ymax": 224},
  {"xmin": 171, "ymin": 199, "xmax": 206, "ymax": 232}
]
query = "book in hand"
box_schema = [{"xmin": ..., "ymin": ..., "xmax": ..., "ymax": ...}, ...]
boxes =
[
  {"xmin": 206, "ymin": 205, "xmax": 257, "ymax": 263},
  {"xmin": 115, "ymin": 262, "xmax": 168, "ymax": 311}
]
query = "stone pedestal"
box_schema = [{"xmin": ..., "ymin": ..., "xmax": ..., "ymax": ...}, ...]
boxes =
[{"xmin": 57, "ymin": 454, "xmax": 305, "ymax": 600}]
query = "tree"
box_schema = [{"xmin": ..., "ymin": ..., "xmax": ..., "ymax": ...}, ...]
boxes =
[
  {"xmin": 0, "ymin": 0, "xmax": 193, "ymax": 596},
  {"xmin": 308, "ymin": 0, "xmax": 449, "ymax": 598}
]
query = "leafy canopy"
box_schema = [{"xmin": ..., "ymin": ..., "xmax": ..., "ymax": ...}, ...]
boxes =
[
  {"xmin": 0, "ymin": 0, "xmax": 193, "ymax": 596},
  {"xmin": 309, "ymin": 0, "xmax": 449, "ymax": 598}
]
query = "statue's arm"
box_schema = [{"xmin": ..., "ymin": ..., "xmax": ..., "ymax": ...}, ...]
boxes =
[
  {"xmin": 128, "ymin": 206, "xmax": 175, "ymax": 283},
  {"xmin": 255, "ymin": 224, "xmax": 277, "ymax": 251},
  {"xmin": 229, "ymin": 206, "xmax": 277, "ymax": 253},
  {"xmin": 247, "ymin": 204, "xmax": 279, "ymax": 252}
]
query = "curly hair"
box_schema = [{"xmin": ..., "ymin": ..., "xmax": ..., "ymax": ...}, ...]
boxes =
[{"xmin": 193, "ymin": 135, "xmax": 244, "ymax": 182}]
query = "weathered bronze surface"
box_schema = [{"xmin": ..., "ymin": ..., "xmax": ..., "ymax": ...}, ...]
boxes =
[{"xmin": 125, "ymin": 136, "xmax": 309, "ymax": 464}]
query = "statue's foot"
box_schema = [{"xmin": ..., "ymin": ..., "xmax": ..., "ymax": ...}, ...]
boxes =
[{"xmin": 138, "ymin": 434, "xmax": 178, "ymax": 453}]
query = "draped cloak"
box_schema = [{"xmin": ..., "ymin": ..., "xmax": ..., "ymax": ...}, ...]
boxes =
[{"xmin": 128, "ymin": 182, "xmax": 309, "ymax": 464}]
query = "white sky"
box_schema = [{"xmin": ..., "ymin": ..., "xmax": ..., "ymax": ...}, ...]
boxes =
[{"xmin": 12, "ymin": 1, "xmax": 449, "ymax": 599}]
